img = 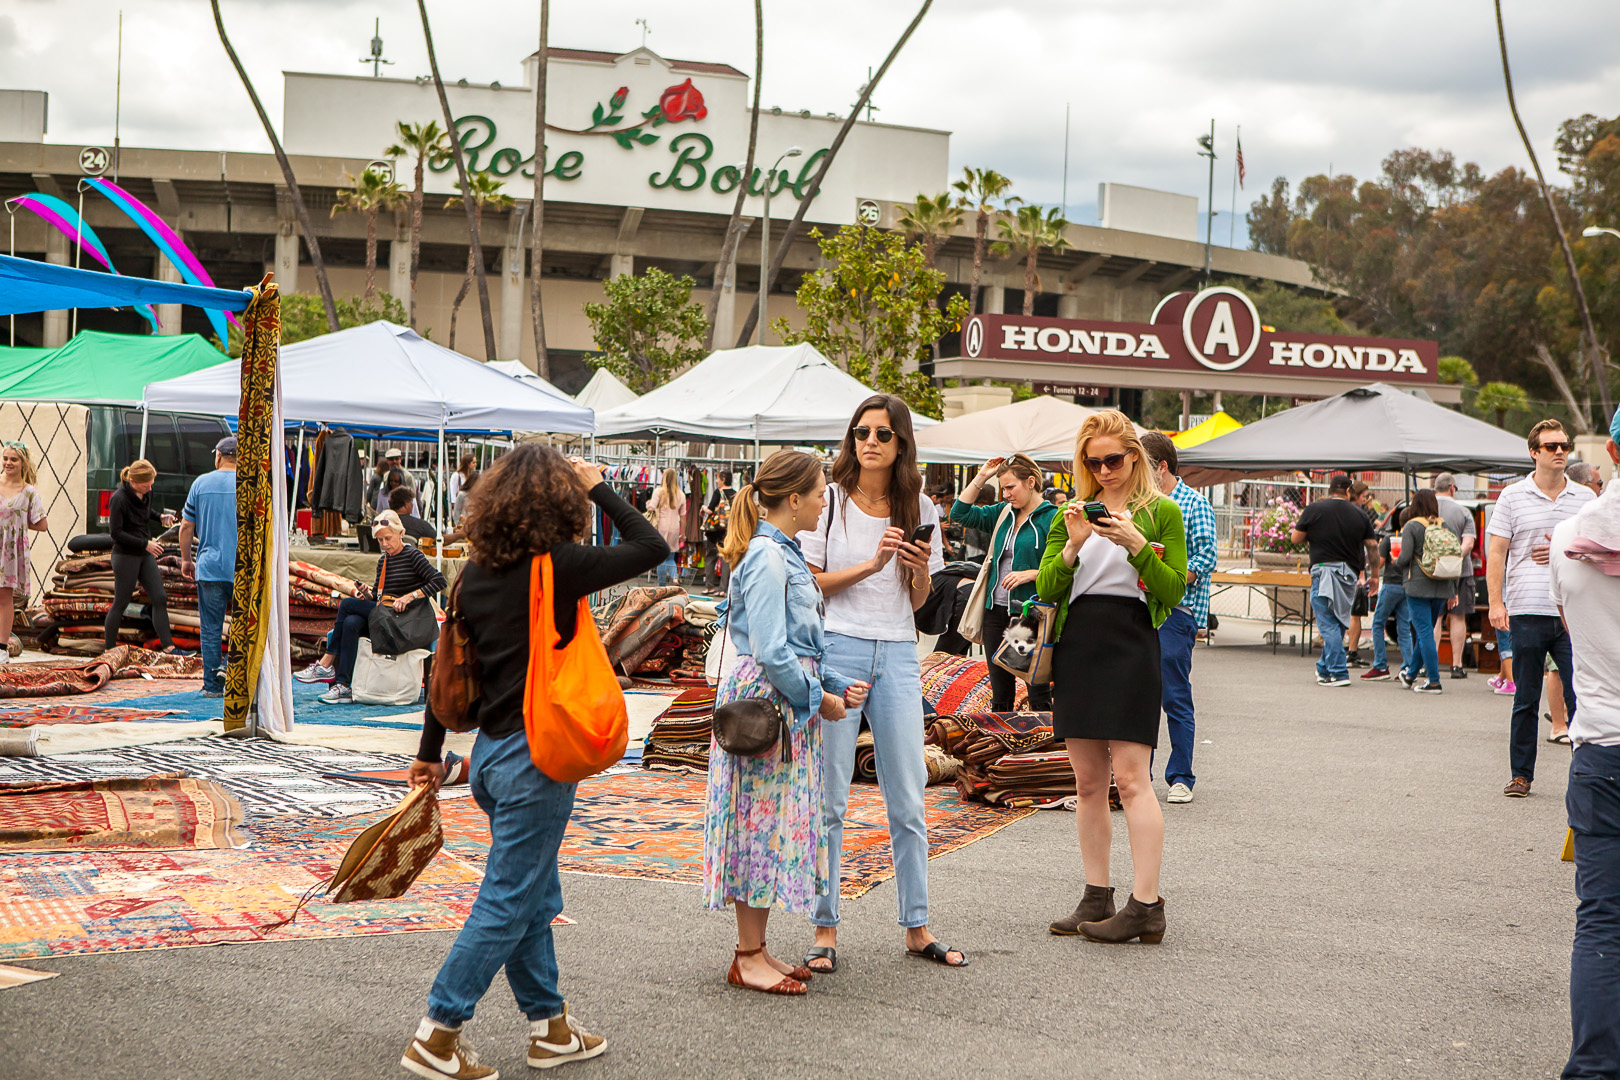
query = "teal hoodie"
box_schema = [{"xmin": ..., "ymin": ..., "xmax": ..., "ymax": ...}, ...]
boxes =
[{"xmin": 950, "ymin": 497, "xmax": 1060, "ymax": 610}]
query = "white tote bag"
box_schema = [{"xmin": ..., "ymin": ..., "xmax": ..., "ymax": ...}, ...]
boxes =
[
  {"xmin": 351, "ymin": 639, "xmax": 431, "ymax": 706},
  {"xmin": 956, "ymin": 503, "xmax": 1014, "ymax": 645}
]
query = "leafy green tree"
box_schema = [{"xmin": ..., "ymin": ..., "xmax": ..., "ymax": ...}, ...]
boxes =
[
  {"xmin": 1246, "ymin": 176, "xmax": 1295, "ymax": 256},
  {"xmin": 1437, "ymin": 356, "xmax": 1479, "ymax": 387},
  {"xmin": 951, "ymin": 168, "xmax": 1019, "ymax": 315},
  {"xmin": 1475, "ymin": 379, "xmax": 1531, "ymax": 428},
  {"xmin": 226, "ymin": 292, "xmax": 409, "ymax": 356},
  {"xmin": 995, "ymin": 204, "xmax": 1073, "ymax": 316},
  {"xmin": 583, "ymin": 268, "xmax": 710, "ymax": 393},
  {"xmin": 772, "ymin": 225, "xmax": 967, "ymax": 419},
  {"xmin": 385, "ymin": 120, "xmax": 451, "ymax": 330},
  {"xmin": 331, "ymin": 167, "xmax": 405, "ymax": 304}
]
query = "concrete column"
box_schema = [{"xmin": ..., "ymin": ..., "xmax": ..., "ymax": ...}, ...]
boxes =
[
  {"xmin": 389, "ymin": 214, "xmax": 411, "ymax": 306},
  {"xmin": 274, "ymin": 225, "xmax": 300, "ymax": 296},
  {"xmin": 42, "ymin": 229, "xmax": 69, "ymax": 346},
  {"xmin": 155, "ymin": 249, "xmax": 184, "ymax": 336},
  {"xmin": 499, "ymin": 204, "xmax": 529, "ymax": 360},
  {"xmin": 712, "ymin": 218, "xmax": 751, "ymax": 350},
  {"xmin": 609, "ymin": 253, "xmax": 633, "ymax": 279},
  {"xmin": 1057, "ymin": 292, "xmax": 1083, "ymax": 319},
  {"xmin": 983, "ymin": 284, "xmax": 1005, "ymax": 315}
]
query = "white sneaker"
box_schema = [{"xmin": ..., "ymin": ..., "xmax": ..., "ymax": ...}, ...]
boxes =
[
  {"xmin": 294, "ymin": 662, "xmax": 335, "ymax": 683},
  {"xmin": 318, "ymin": 683, "xmax": 352, "ymax": 705},
  {"xmin": 1166, "ymin": 783, "xmax": 1194, "ymax": 804},
  {"xmin": 1316, "ymin": 675, "xmax": 1351, "ymax": 687}
]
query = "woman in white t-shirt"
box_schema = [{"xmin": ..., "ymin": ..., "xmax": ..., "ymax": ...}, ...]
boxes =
[{"xmin": 797, "ymin": 394, "xmax": 965, "ymax": 973}]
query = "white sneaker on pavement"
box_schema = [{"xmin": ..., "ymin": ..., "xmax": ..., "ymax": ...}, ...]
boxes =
[{"xmin": 1166, "ymin": 783, "xmax": 1194, "ymax": 804}]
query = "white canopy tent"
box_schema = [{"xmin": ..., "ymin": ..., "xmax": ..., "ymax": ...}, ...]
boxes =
[
  {"xmin": 484, "ymin": 359, "xmax": 578, "ymax": 404},
  {"xmin": 592, "ymin": 343, "xmax": 933, "ymax": 453},
  {"xmin": 914, "ymin": 395, "xmax": 1146, "ymax": 466},
  {"xmin": 143, "ymin": 320, "xmax": 596, "ymax": 540},
  {"xmin": 575, "ymin": 367, "xmax": 639, "ymax": 412}
]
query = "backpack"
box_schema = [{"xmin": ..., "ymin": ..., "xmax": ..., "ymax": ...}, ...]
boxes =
[
  {"xmin": 427, "ymin": 575, "xmax": 482, "ymax": 731},
  {"xmin": 1419, "ymin": 519, "xmax": 1464, "ymax": 580},
  {"xmin": 703, "ymin": 490, "xmax": 731, "ymax": 535}
]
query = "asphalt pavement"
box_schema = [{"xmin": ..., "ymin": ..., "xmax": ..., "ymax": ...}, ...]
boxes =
[{"xmin": 1, "ymin": 628, "xmax": 1578, "ymax": 1080}]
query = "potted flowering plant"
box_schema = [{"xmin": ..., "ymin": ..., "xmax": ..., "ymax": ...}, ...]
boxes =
[{"xmin": 1250, "ymin": 497, "xmax": 1309, "ymax": 570}]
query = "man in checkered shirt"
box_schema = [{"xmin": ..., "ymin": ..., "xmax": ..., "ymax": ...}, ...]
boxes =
[{"xmin": 1143, "ymin": 432, "xmax": 1216, "ymax": 805}]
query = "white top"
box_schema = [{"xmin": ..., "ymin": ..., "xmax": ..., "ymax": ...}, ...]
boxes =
[
  {"xmin": 1069, "ymin": 532, "xmax": 1145, "ymax": 604},
  {"xmin": 1486, "ymin": 474, "xmax": 1595, "ymax": 617},
  {"xmin": 1549, "ymin": 504, "xmax": 1620, "ymax": 746},
  {"xmin": 798, "ymin": 486, "xmax": 944, "ymax": 642}
]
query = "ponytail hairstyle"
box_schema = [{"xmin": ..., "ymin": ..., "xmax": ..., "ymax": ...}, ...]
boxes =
[
  {"xmin": 997, "ymin": 452, "xmax": 1043, "ymax": 489},
  {"xmin": 1, "ymin": 441, "xmax": 37, "ymax": 487},
  {"xmin": 121, "ymin": 459, "xmax": 157, "ymax": 486},
  {"xmin": 719, "ymin": 450, "xmax": 826, "ymax": 567}
]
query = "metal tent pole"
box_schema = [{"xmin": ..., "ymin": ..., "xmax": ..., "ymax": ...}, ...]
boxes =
[
  {"xmin": 436, "ymin": 424, "xmax": 447, "ymax": 570},
  {"xmin": 289, "ymin": 426, "xmax": 305, "ymax": 535},
  {"xmin": 138, "ymin": 408, "xmax": 149, "ymax": 459}
]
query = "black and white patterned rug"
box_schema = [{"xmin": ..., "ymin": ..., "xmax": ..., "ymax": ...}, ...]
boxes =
[{"xmin": 0, "ymin": 737, "xmax": 461, "ymax": 818}]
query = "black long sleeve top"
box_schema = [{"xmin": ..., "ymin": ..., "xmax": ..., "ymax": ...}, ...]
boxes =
[
  {"xmin": 107, "ymin": 482, "xmax": 154, "ymax": 556},
  {"xmin": 416, "ymin": 482, "xmax": 669, "ymax": 762}
]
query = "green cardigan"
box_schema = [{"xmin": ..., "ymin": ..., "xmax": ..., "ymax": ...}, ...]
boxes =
[
  {"xmin": 1035, "ymin": 496, "xmax": 1188, "ymax": 634},
  {"xmin": 949, "ymin": 498, "xmax": 1059, "ymax": 610}
]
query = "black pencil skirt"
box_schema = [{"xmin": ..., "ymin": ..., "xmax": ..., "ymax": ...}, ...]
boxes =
[{"xmin": 1050, "ymin": 594, "xmax": 1161, "ymax": 747}]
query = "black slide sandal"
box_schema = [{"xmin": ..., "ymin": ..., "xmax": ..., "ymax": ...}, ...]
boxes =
[
  {"xmin": 907, "ymin": 942, "xmax": 969, "ymax": 967},
  {"xmin": 803, "ymin": 946, "xmax": 837, "ymax": 973}
]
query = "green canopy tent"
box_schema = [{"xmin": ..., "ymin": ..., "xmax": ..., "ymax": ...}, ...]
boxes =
[{"xmin": 0, "ymin": 331, "xmax": 228, "ymax": 405}]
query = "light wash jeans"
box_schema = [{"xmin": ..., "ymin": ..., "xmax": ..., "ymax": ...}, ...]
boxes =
[
  {"xmin": 1369, "ymin": 580, "xmax": 1413, "ymax": 673},
  {"xmin": 812, "ymin": 633, "xmax": 930, "ymax": 930},
  {"xmin": 427, "ymin": 728, "xmax": 576, "ymax": 1026}
]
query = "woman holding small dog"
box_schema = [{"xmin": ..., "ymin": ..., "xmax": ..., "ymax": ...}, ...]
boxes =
[
  {"xmin": 1037, "ymin": 410, "xmax": 1186, "ymax": 943},
  {"xmin": 952, "ymin": 453, "xmax": 1059, "ymax": 710}
]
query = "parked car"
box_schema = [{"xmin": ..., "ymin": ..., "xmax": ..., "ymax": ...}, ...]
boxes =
[{"xmin": 86, "ymin": 407, "xmax": 233, "ymax": 531}]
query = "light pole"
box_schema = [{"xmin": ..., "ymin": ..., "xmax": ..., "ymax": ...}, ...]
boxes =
[
  {"xmin": 758, "ymin": 146, "xmax": 803, "ymax": 345},
  {"xmin": 1197, "ymin": 121, "xmax": 1216, "ymax": 287},
  {"xmin": 1583, "ymin": 226, "xmax": 1620, "ymax": 242}
]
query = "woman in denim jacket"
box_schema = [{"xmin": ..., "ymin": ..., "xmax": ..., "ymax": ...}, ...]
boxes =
[{"xmin": 703, "ymin": 450, "xmax": 869, "ymax": 996}]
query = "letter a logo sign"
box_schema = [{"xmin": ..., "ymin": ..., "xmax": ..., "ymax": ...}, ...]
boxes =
[{"xmin": 1182, "ymin": 287, "xmax": 1261, "ymax": 371}]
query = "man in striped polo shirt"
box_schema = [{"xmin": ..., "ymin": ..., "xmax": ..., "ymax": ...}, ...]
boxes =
[{"xmin": 1486, "ymin": 418, "xmax": 1596, "ymax": 798}]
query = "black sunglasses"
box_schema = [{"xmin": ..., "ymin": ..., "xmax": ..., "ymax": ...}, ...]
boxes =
[
  {"xmin": 851, "ymin": 425, "xmax": 895, "ymax": 444},
  {"xmin": 1083, "ymin": 452, "xmax": 1133, "ymax": 473},
  {"xmin": 1537, "ymin": 440, "xmax": 1572, "ymax": 453}
]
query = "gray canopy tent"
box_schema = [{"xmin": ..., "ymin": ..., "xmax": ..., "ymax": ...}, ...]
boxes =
[{"xmin": 1177, "ymin": 383, "xmax": 1533, "ymax": 487}]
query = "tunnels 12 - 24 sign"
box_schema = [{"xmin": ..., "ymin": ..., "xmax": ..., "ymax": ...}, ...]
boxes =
[{"xmin": 960, "ymin": 286, "xmax": 1437, "ymax": 383}]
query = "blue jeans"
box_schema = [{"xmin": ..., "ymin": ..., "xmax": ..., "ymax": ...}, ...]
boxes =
[
  {"xmin": 196, "ymin": 580, "xmax": 230, "ymax": 693},
  {"xmin": 1510, "ymin": 614, "xmax": 1576, "ymax": 782},
  {"xmin": 1311, "ymin": 592, "xmax": 1349, "ymax": 681},
  {"xmin": 1565, "ymin": 743, "xmax": 1620, "ymax": 1078},
  {"xmin": 427, "ymin": 728, "xmax": 577, "ymax": 1026},
  {"xmin": 324, "ymin": 596, "xmax": 376, "ymax": 686},
  {"xmin": 1157, "ymin": 607, "xmax": 1197, "ymax": 789},
  {"xmin": 655, "ymin": 553, "xmax": 679, "ymax": 587},
  {"xmin": 1402, "ymin": 594, "xmax": 1448, "ymax": 686},
  {"xmin": 813, "ymin": 633, "xmax": 929, "ymax": 929},
  {"xmin": 1369, "ymin": 581, "xmax": 1413, "ymax": 672}
]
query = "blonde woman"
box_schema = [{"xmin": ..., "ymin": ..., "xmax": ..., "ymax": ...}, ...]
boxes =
[
  {"xmin": 703, "ymin": 450, "xmax": 868, "ymax": 994},
  {"xmin": 0, "ymin": 442, "xmax": 47, "ymax": 662},
  {"xmin": 1037, "ymin": 410, "xmax": 1186, "ymax": 943},
  {"xmin": 649, "ymin": 467, "xmax": 686, "ymax": 587},
  {"xmin": 104, "ymin": 459, "xmax": 185, "ymax": 655}
]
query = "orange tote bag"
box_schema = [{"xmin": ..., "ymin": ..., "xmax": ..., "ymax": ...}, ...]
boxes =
[{"xmin": 523, "ymin": 553, "xmax": 629, "ymax": 782}]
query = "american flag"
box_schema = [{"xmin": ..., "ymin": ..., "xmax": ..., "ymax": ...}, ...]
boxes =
[{"xmin": 1236, "ymin": 133, "xmax": 1246, "ymax": 190}]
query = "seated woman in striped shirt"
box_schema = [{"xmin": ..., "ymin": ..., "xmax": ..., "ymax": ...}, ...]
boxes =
[{"xmin": 294, "ymin": 509, "xmax": 447, "ymax": 704}]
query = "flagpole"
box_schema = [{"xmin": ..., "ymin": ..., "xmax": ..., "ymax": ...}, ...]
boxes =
[{"xmin": 1228, "ymin": 125, "xmax": 1239, "ymax": 247}]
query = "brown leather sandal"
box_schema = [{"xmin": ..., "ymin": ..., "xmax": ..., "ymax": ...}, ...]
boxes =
[
  {"xmin": 727, "ymin": 946, "xmax": 807, "ymax": 995},
  {"xmin": 760, "ymin": 941, "xmax": 814, "ymax": 982}
]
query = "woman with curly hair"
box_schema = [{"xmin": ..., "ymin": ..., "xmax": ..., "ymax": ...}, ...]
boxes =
[{"xmin": 400, "ymin": 445, "xmax": 666, "ymax": 1079}]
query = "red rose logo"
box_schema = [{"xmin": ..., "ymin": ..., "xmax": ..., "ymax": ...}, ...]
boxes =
[
  {"xmin": 610, "ymin": 86, "xmax": 628, "ymax": 109},
  {"xmin": 658, "ymin": 79, "xmax": 707, "ymax": 124}
]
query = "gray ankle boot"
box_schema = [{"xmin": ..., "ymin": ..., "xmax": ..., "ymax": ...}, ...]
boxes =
[{"xmin": 1049, "ymin": 884, "xmax": 1116, "ymax": 935}]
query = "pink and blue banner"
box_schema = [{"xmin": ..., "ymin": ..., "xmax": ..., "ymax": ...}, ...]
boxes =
[{"xmin": 7, "ymin": 193, "xmax": 160, "ymax": 331}]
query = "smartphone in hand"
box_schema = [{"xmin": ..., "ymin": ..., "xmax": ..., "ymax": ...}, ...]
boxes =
[
  {"xmin": 1083, "ymin": 502, "xmax": 1110, "ymax": 524},
  {"xmin": 909, "ymin": 523, "xmax": 936, "ymax": 544}
]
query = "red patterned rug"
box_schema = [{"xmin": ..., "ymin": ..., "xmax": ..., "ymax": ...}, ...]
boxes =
[
  {"xmin": 0, "ymin": 775, "xmax": 247, "ymax": 851},
  {"xmin": 0, "ymin": 707, "xmax": 182, "ymax": 728}
]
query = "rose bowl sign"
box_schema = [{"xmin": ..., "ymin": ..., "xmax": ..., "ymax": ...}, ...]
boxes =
[{"xmin": 959, "ymin": 286, "xmax": 1437, "ymax": 386}]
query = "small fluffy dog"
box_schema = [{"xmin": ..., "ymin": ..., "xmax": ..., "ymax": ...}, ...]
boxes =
[{"xmin": 998, "ymin": 610, "xmax": 1043, "ymax": 672}]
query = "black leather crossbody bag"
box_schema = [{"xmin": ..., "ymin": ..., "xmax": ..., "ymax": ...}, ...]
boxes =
[{"xmin": 711, "ymin": 606, "xmax": 791, "ymax": 763}]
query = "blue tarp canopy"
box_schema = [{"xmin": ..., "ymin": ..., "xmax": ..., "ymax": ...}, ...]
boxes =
[{"xmin": 0, "ymin": 253, "xmax": 250, "ymax": 315}]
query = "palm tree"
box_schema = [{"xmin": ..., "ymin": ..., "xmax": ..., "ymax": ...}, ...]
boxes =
[
  {"xmin": 209, "ymin": 0, "xmax": 339, "ymax": 331},
  {"xmin": 385, "ymin": 120, "xmax": 451, "ymax": 329},
  {"xmin": 331, "ymin": 168, "xmax": 404, "ymax": 303},
  {"xmin": 1475, "ymin": 380, "xmax": 1532, "ymax": 429},
  {"xmin": 952, "ymin": 167, "xmax": 1019, "ymax": 314},
  {"xmin": 706, "ymin": 0, "xmax": 763, "ymax": 349},
  {"xmin": 444, "ymin": 172, "xmax": 514, "ymax": 351},
  {"xmin": 897, "ymin": 191, "xmax": 962, "ymax": 359},
  {"xmin": 996, "ymin": 204, "xmax": 1073, "ymax": 316}
]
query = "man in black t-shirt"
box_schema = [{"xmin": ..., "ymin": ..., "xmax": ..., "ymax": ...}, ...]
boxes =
[
  {"xmin": 1290, "ymin": 474, "xmax": 1377, "ymax": 686},
  {"xmin": 700, "ymin": 471, "xmax": 736, "ymax": 592}
]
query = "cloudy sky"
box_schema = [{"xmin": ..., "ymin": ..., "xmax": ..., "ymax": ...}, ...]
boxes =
[{"xmin": 5, "ymin": 0, "xmax": 1618, "ymax": 247}]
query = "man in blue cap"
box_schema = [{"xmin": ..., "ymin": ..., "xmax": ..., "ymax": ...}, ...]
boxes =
[{"xmin": 179, "ymin": 436, "xmax": 237, "ymax": 697}]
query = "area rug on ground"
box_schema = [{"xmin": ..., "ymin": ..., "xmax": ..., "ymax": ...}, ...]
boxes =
[
  {"xmin": 0, "ymin": 738, "xmax": 460, "ymax": 817},
  {"xmin": 57, "ymin": 679, "xmax": 428, "ymax": 727},
  {"xmin": 0, "ymin": 707, "xmax": 182, "ymax": 727},
  {"xmin": 0, "ymin": 775, "xmax": 247, "ymax": 851},
  {"xmin": 432, "ymin": 771, "xmax": 1033, "ymax": 900}
]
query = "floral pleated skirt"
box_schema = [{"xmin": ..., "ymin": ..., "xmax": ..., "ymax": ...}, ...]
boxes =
[{"xmin": 702, "ymin": 654, "xmax": 828, "ymax": 913}]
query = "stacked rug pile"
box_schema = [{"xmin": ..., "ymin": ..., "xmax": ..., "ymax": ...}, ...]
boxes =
[
  {"xmin": 918, "ymin": 652, "xmax": 1027, "ymax": 716},
  {"xmin": 33, "ymin": 547, "xmax": 199, "ymax": 654},
  {"xmin": 597, "ymin": 587, "xmax": 713, "ymax": 685},
  {"xmin": 853, "ymin": 731, "xmax": 961, "ymax": 786},
  {"xmin": 938, "ymin": 712, "xmax": 1077, "ymax": 809},
  {"xmin": 286, "ymin": 561, "xmax": 358, "ymax": 662},
  {"xmin": 641, "ymin": 686, "xmax": 715, "ymax": 774}
]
